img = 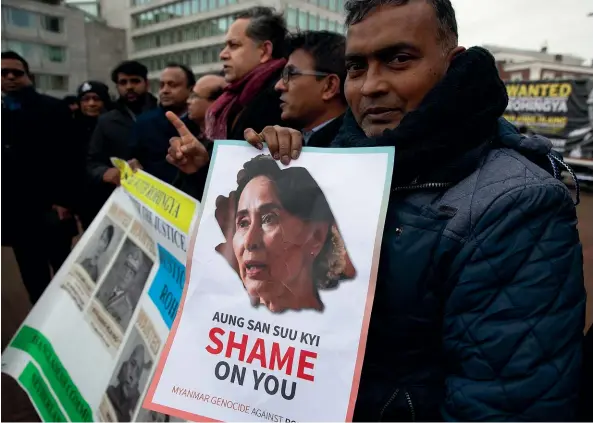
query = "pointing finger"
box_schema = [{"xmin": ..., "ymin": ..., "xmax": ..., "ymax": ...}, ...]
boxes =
[{"xmin": 166, "ymin": 111, "xmax": 192, "ymax": 139}]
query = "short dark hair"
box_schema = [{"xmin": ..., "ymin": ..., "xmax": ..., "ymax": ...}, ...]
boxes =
[
  {"xmin": 344, "ymin": 0, "xmax": 458, "ymax": 49},
  {"xmin": 236, "ymin": 7, "xmax": 288, "ymax": 59},
  {"xmin": 110, "ymin": 60, "xmax": 148, "ymax": 83},
  {"xmin": 164, "ymin": 62, "xmax": 196, "ymax": 88},
  {"xmin": 1, "ymin": 51, "xmax": 30, "ymax": 75},
  {"xmin": 287, "ymin": 30, "xmax": 347, "ymax": 103}
]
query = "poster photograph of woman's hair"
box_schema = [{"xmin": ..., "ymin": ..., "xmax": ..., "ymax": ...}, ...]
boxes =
[{"xmin": 213, "ymin": 154, "xmax": 356, "ymax": 313}]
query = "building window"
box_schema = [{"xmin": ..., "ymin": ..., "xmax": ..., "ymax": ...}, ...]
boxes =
[
  {"xmin": 298, "ymin": 9, "xmax": 307, "ymax": 29},
  {"xmin": 541, "ymin": 70, "xmax": 556, "ymax": 80},
  {"xmin": 7, "ymin": 7, "xmax": 36, "ymax": 28},
  {"xmin": 42, "ymin": 15, "xmax": 63, "ymax": 33},
  {"xmin": 308, "ymin": 13, "xmax": 318, "ymax": 30},
  {"xmin": 35, "ymin": 74, "xmax": 68, "ymax": 91},
  {"xmin": 45, "ymin": 45, "xmax": 66, "ymax": 62},
  {"xmin": 5, "ymin": 41, "xmax": 35, "ymax": 61},
  {"xmin": 329, "ymin": 0, "xmax": 337, "ymax": 11},
  {"xmin": 319, "ymin": 0, "xmax": 329, "ymax": 9},
  {"xmin": 319, "ymin": 17, "xmax": 328, "ymax": 30},
  {"xmin": 510, "ymin": 72, "xmax": 523, "ymax": 81},
  {"xmin": 286, "ymin": 8, "xmax": 297, "ymax": 27}
]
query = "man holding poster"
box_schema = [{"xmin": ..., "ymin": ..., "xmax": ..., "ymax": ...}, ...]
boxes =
[
  {"xmin": 152, "ymin": 0, "xmax": 585, "ymax": 422},
  {"xmin": 146, "ymin": 113, "xmax": 394, "ymax": 421}
]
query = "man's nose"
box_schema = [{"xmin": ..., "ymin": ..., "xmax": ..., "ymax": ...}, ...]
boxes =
[
  {"xmin": 274, "ymin": 78, "xmax": 286, "ymax": 93},
  {"xmin": 360, "ymin": 62, "xmax": 390, "ymax": 97},
  {"xmin": 220, "ymin": 48, "xmax": 229, "ymax": 61}
]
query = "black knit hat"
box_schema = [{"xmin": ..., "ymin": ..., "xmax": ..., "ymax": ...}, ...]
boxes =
[{"xmin": 77, "ymin": 80, "xmax": 111, "ymax": 104}]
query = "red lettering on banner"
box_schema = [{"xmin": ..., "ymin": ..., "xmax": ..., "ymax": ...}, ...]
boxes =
[
  {"xmin": 205, "ymin": 327, "xmax": 316, "ymax": 381},
  {"xmin": 246, "ymin": 338, "xmax": 266, "ymax": 367},
  {"xmin": 206, "ymin": 327, "xmax": 224, "ymax": 354},
  {"xmin": 270, "ymin": 343, "xmax": 294, "ymax": 376},
  {"xmin": 297, "ymin": 350, "xmax": 317, "ymax": 382},
  {"xmin": 225, "ymin": 331, "xmax": 249, "ymax": 361}
]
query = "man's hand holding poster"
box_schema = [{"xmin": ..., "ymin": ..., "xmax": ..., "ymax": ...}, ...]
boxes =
[{"xmin": 145, "ymin": 141, "xmax": 394, "ymax": 422}]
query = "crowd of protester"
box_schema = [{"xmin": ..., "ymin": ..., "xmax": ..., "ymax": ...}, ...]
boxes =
[{"xmin": 1, "ymin": 0, "xmax": 591, "ymax": 420}]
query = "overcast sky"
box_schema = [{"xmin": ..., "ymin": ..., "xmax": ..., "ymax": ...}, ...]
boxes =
[{"xmin": 453, "ymin": 0, "xmax": 593, "ymax": 62}]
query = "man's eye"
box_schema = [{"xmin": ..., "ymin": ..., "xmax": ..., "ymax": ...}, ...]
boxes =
[
  {"xmin": 389, "ymin": 54, "xmax": 413, "ymax": 64},
  {"xmin": 346, "ymin": 62, "xmax": 364, "ymax": 72},
  {"xmin": 237, "ymin": 218, "xmax": 249, "ymax": 228}
]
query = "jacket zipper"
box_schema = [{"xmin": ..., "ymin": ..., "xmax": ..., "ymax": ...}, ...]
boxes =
[
  {"xmin": 404, "ymin": 390, "xmax": 416, "ymax": 422},
  {"xmin": 391, "ymin": 182, "xmax": 452, "ymax": 192},
  {"xmin": 378, "ymin": 388, "xmax": 400, "ymax": 421}
]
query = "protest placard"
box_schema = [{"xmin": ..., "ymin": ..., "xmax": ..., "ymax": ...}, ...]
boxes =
[
  {"xmin": 145, "ymin": 142, "xmax": 394, "ymax": 422},
  {"xmin": 1, "ymin": 160, "xmax": 198, "ymax": 422}
]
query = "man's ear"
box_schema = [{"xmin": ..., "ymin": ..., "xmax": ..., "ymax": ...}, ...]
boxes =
[
  {"xmin": 259, "ymin": 40, "xmax": 274, "ymax": 64},
  {"xmin": 321, "ymin": 74, "xmax": 341, "ymax": 101},
  {"xmin": 448, "ymin": 46, "xmax": 466, "ymax": 63}
]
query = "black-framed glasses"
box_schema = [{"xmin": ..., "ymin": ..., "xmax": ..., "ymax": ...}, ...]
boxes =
[
  {"xmin": 281, "ymin": 66, "xmax": 329, "ymax": 84},
  {"xmin": 1, "ymin": 68, "xmax": 25, "ymax": 78}
]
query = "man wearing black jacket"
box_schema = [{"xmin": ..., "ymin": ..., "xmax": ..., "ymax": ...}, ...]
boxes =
[
  {"xmin": 268, "ymin": 30, "xmax": 347, "ymax": 150},
  {"xmin": 1, "ymin": 51, "xmax": 73, "ymax": 303},
  {"xmin": 86, "ymin": 61, "xmax": 157, "ymax": 216}
]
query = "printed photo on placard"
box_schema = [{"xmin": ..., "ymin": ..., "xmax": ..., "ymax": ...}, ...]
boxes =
[
  {"xmin": 214, "ymin": 154, "xmax": 356, "ymax": 313},
  {"xmin": 145, "ymin": 142, "xmax": 394, "ymax": 422},
  {"xmin": 103, "ymin": 327, "xmax": 154, "ymax": 422},
  {"xmin": 136, "ymin": 406, "xmax": 185, "ymax": 422},
  {"xmin": 95, "ymin": 238, "xmax": 154, "ymax": 331},
  {"xmin": 76, "ymin": 217, "xmax": 125, "ymax": 283}
]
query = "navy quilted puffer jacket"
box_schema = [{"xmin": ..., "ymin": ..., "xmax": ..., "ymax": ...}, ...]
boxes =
[{"xmin": 335, "ymin": 48, "xmax": 586, "ymax": 421}]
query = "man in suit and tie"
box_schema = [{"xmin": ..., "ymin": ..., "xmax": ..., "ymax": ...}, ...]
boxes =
[{"xmin": 262, "ymin": 30, "xmax": 347, "ymax": 153}]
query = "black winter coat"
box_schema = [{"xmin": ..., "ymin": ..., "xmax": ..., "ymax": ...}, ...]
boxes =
[{"xmin": 1, "ymin": 87, "xmax": 73, "ymax": 244}]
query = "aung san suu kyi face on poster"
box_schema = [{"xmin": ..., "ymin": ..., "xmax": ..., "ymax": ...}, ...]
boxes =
[{"xmin": 214, "ymin": 154, "xmax": 356, "ymax": 313}]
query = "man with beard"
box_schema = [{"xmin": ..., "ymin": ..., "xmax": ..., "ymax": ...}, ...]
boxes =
[
  {"xmin": 160, "ymin": 0, "xmax": 585, "ymax": 420},
  {"xmin": 107, "ymin": 344, "xmax": 152, "ymax": 421},
  {"xmin": 87, "ymin": 61, "xmax": 157, "ymax": 210}
]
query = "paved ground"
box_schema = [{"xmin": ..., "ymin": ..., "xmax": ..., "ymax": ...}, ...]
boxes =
[{"xmin": 1, "ymin": 191, "xmax": 592, "ymax": 421}]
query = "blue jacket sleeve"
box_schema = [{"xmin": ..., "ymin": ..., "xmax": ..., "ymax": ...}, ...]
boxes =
[{"xmin": 442, "ymin": 182, "xmax": 585, "ymax": 421}]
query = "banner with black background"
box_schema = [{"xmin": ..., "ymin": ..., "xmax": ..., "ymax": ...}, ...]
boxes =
[{"xmin": 504, "ymin": 79, "xmax": 592, "ymax": 137}]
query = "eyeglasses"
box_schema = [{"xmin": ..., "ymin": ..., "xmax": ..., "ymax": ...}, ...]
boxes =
[
  {"xmin": 1, "ymin": 68, "xmax": 26, "ymax": 78},
  {"xmin": 281, "ymin": 66, "xmax": 329, "ymax": 85}
]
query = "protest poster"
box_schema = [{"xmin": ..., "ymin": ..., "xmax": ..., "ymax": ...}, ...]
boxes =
[
  {"xmin": 145, "ymin": 141, "xmax": 394, "ymax": 422},
  {"xmin": 503, "ymin": 79, "xmax": 592, "ymax": 137},
  {"xmin": 1, "ymin": 159, "xmax": 198, "ymax": 422}
]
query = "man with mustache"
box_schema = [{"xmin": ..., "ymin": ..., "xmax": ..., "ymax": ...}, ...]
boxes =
[
  {"xmin": 161, "ymin": 0, "xmax": 585, "ymax": 420},
  {"xmin": 87, "ymin": 61, "xmax": 157, "ymax": 210}
]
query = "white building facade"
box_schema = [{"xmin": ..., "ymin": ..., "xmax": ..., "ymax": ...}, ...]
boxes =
[
  {"xmin": 2, "ymin": 0, "xmax": 126, "ymax": 97},
  {"xmin": 100, "ymin": 0, "xmax": 346, "ymax": 92}
]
